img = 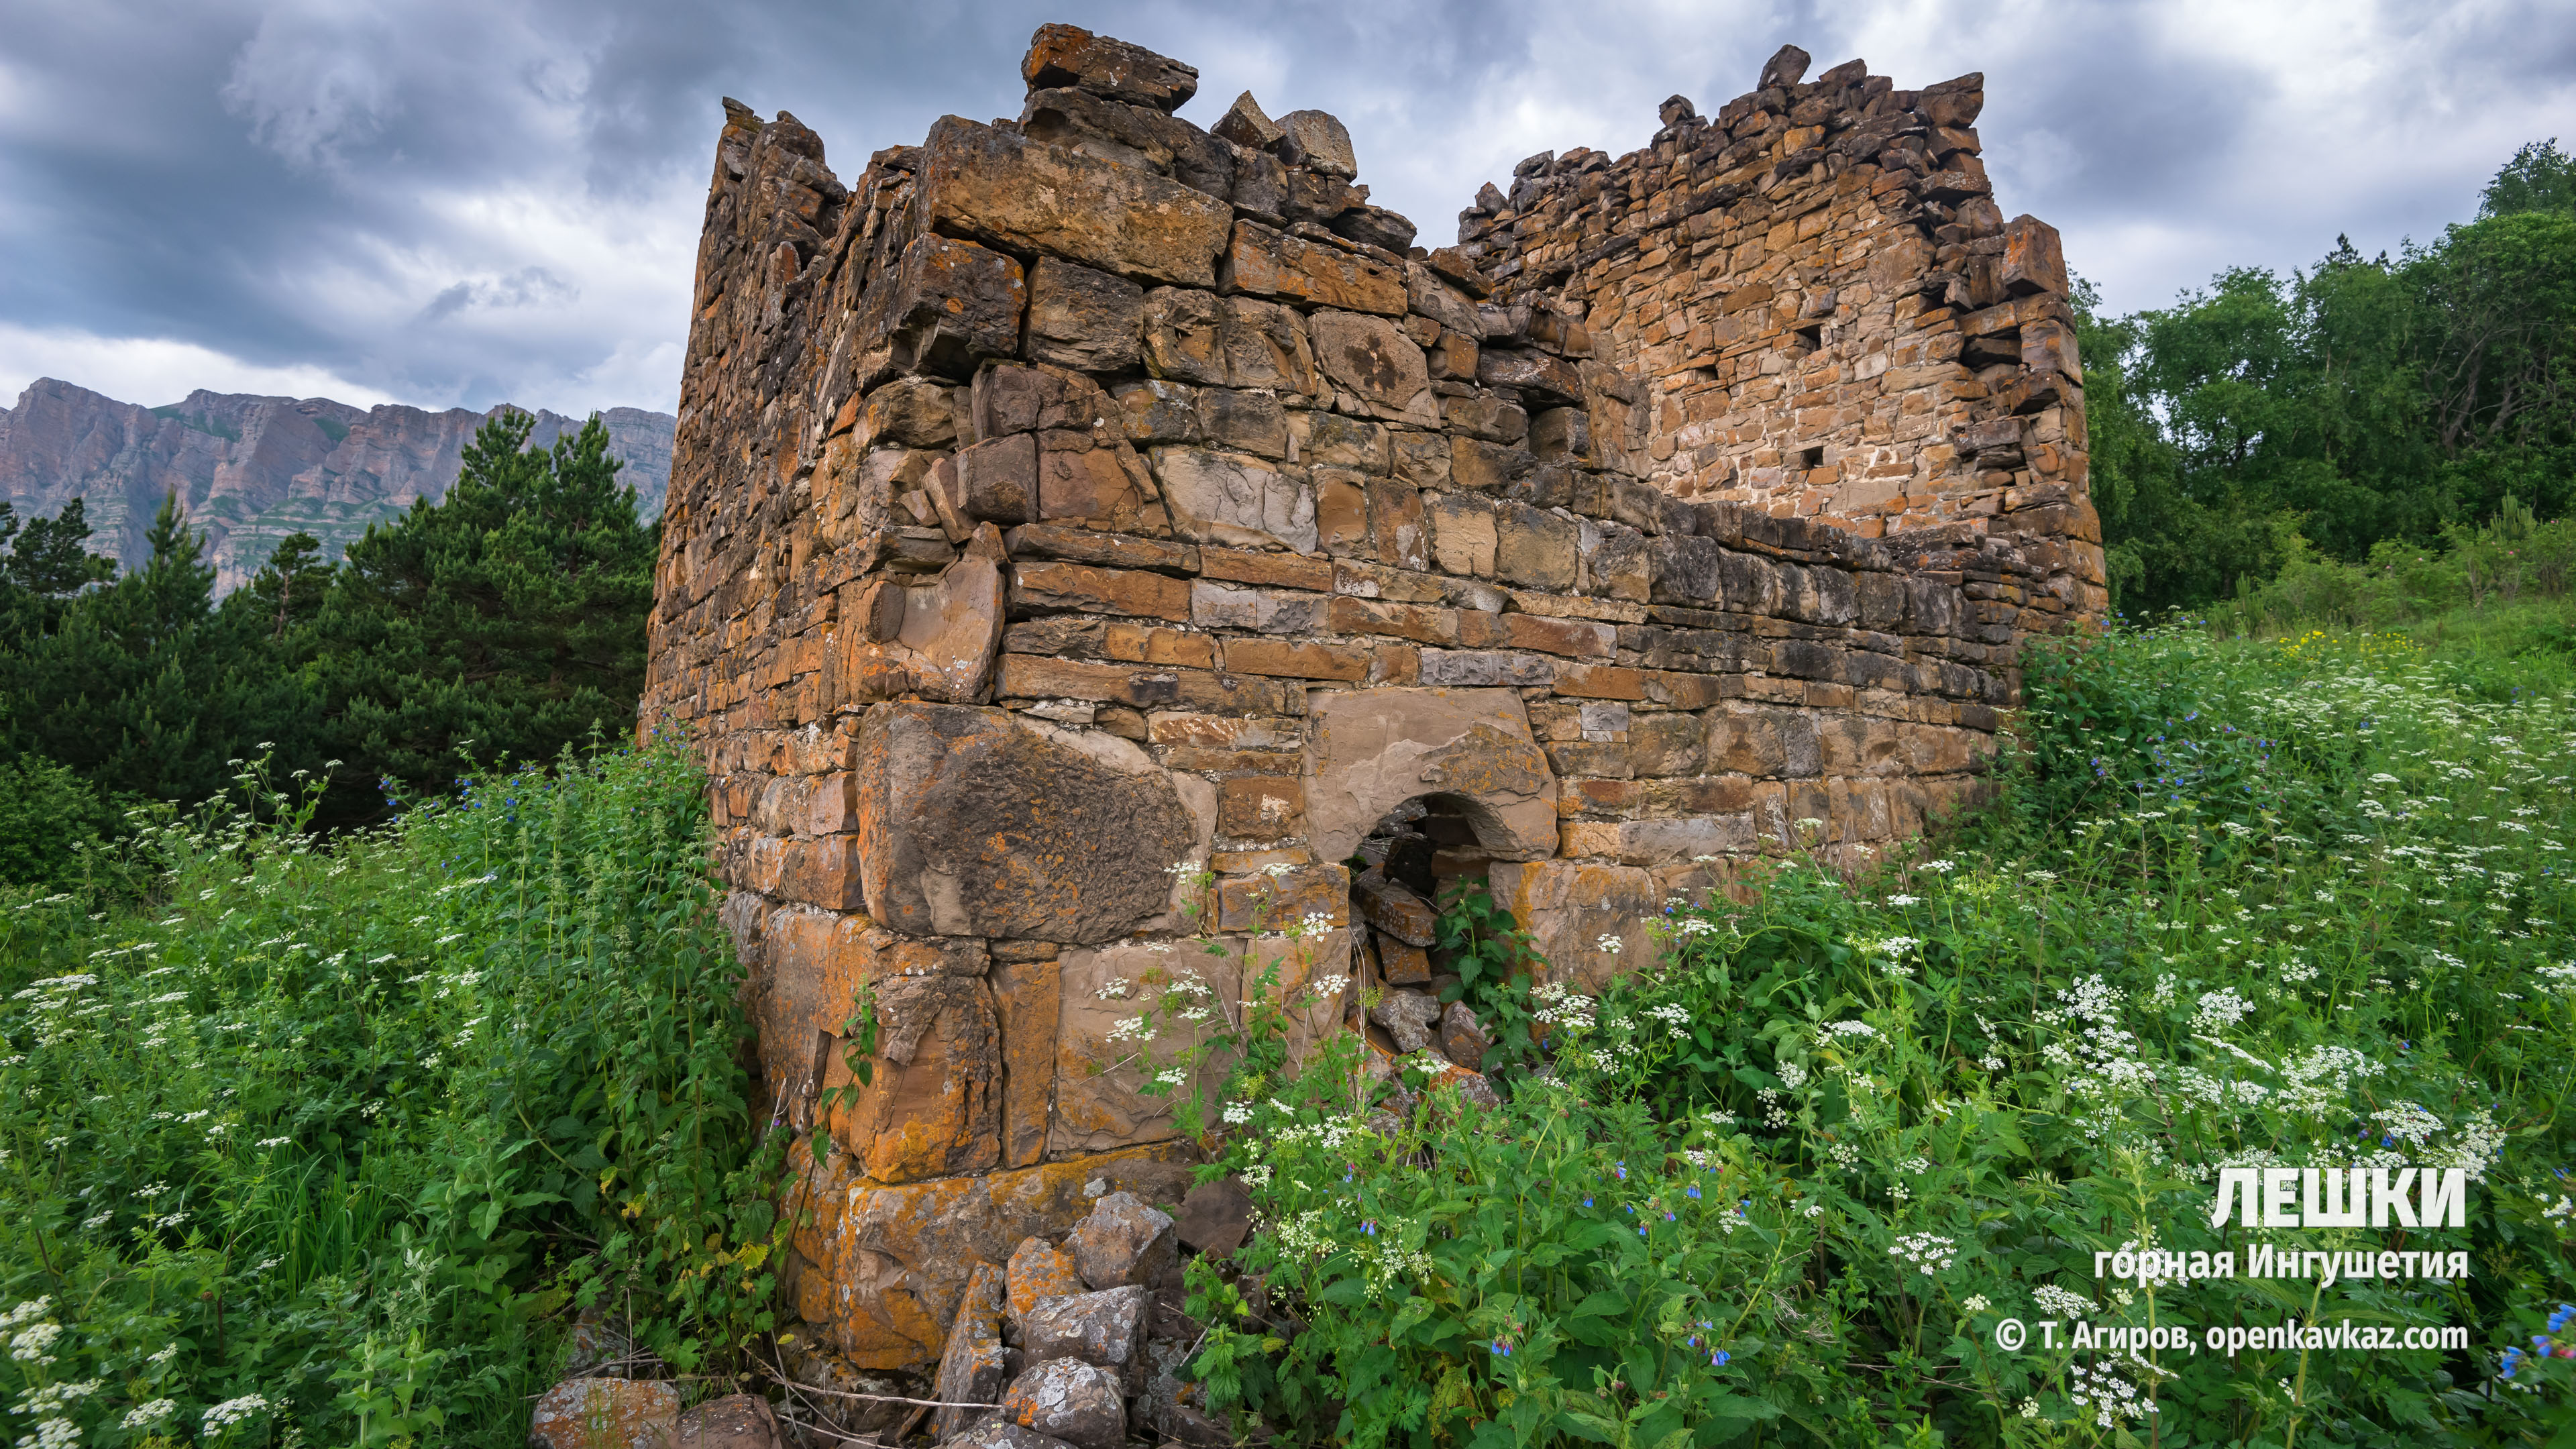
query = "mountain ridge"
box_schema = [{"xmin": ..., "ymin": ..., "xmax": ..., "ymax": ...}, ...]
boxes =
[{"xmin": 0, "ymin": 377, "xmax": 675, "ymax": 594}]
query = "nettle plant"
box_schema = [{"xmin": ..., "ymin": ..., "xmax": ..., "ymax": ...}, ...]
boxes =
[{"xmin": 1176, "ymin": 624, "xmax": 2576, "ymax": 1449}]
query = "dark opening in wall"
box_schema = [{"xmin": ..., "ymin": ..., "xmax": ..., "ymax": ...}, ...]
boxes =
[
  {"xmin": 1795, "ymin": 445, "xmax": 1825, "ymax": 470},
  {"xmin": 1795, "ymin": 324, "xmax": 1824, "ymax": 352},
  {"xmin": 1348, "ymin": 794, "xmax": 1495, "ymax": 1069}
]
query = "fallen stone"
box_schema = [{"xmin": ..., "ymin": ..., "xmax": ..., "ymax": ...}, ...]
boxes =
[
  {"xmin": 1354, "ymin": 871, "xmax": 1437, "ymax": 947},
  {"xmin": 1022, "ymin": 24, "xmax": 1199, "ymax": 113},
  {"xmin": 1423, "ymin": 1060, "xmax": 1503, "ymax": 1112},
  {"xmin": 1438, "ymin": 1000, "xmax": 1491, "ymax": 1073},
  {"xmin": 676, "ymin": 1393, "xmax": 782, "ymax": 1448},
  {"xmin": 1135, "ymin": 1339, "xmax": 1226, "ymax": 1446},
  {"xmin": 529, "ymin": 1378, "xmax": 680, "ymax": 1449},
  {"xmin": 947, "ymin": 1421, "xmax": 1079, "ymax": 1449},
  {"xmin": 932, "ymin": 1263, "xmax": 1010, "ymax": 1440},
  {"xmin": 1173, "ymin": 1176, "xmax": 1252, "ymax": 1256},
  {"xmin": 1159, "ymin": 1403, "xmax": 1233, "ymax": 1448},
  {"xmin": 1376, "ymin": 934, "xmax": 1432, "ymax": 985},
  {"xmin": 1002, "ymin": 1359, "xmax": 1127, "ymax": 1449},
  {"xmin": 787, "ymin": 1137, "xmax": 1196, "ymax": 1373},
  {"xmin": 1370, "ymin": 990, "xmax": 1444, "ymax": 1054},
  {"xmin": 1069, "ymin": 1190, "xmax": 1179, "ymax": 1290},
  {"xmin": 1020, "ymin": 1285, "xmax": 1148, "ymax": 1389},
  {"xmin": 1007, "ymin": 1236, "xmax": 1087, "ymax": 1326},
  {"xmin": 1275, "ymin": 109, "xmax": 1357, "ymax": 178}
]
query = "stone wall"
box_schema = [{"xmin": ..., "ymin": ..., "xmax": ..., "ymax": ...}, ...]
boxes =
[{"xmin": 641, "ymin": 23, "xmax": 2104, "ymax": 1389}]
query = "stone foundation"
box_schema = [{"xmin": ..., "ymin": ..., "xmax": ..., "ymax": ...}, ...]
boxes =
[{"xmin": 643, "ymin": 23, "xmax": 2103, "ymax": 1378}]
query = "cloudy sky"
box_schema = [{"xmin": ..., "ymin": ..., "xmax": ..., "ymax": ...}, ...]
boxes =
[{"xmin": 2, "ymin": 0, "xmax": 2569, "ymax": 417}]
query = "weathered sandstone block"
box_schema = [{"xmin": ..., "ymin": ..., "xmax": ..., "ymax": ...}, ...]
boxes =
[
  {"xmin": 1302, "ymin": 688, "xmax": 1558, "ymax": 865},
  {"xmin": 1022, "ymin": 23, "xmax": 1199, "ymax": 112},
  {"xmin": 917, "ymin": 117, "xmax": 1232, "ymax": 287},
  {"xmin": 854, "ymin": 704, "xmax": 1199, "ymax": 941}
]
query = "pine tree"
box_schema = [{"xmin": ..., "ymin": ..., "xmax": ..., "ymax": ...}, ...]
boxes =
[
  {"xmin": 0, "ymin": 493, "xmax": 298, "ymax": 806},
  {"xmin": 300, "ymin": 409, "xmax": 657, "ymax": 800},
  {"xmin": 238, "ymin": 531, "xmax": 335, "ymax": 640}
]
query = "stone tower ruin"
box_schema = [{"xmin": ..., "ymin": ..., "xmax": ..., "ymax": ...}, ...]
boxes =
[{"xmin": 642, "ymin": 23, "xmax": 2104, "ymax": 1387}]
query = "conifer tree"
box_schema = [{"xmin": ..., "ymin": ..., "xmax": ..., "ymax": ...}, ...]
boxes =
[{"xmin": 299, "ymin": 408, "xmax": 656, "ymax": 799}]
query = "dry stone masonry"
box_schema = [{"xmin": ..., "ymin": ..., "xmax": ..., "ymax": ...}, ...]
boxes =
[{"xmin": 641, "ymin": 22, "xmax": 2104, "ymax": 1423}]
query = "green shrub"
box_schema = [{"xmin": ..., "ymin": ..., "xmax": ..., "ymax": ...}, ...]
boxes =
[
  {"xmin": 0, "ymin": 740, "xmax": 779, "ymax": 1446},
  {"xmin": 0, "ymin": 753, "xmax": 125, "ymax": 890}
]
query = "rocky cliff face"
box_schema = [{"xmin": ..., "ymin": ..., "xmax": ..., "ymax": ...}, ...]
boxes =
[{"xmin": 0, "ymin": 378, "xmax": 675, "ymax": 593}]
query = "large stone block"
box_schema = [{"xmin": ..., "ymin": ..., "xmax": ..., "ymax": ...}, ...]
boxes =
[
  {"xmin": 818, "ymin": 970, "xmax": 1002, "ymax": 1185},
  {"xmin": 1494, "ymin": 501, "xmax": 1578, "ymax": 590},
  {"xmin": 2002, "ymin": 214, "xmax": 2067, "ymax": 298},
  {"xmin": 917, "ymin": 117, "xmax": 1232, "ymax": 287},
  {"xmin": 992, "ymin": 956, "xmax": 1061, "ymax": 1169},
  {"xmin": 1150, "ymin": 446, "xmax": 1318, "ymax": 553},
  {"xmin": 1022, "ymin": 23, "xmax": 1199, "ymax": 112},
  {"xmin": 1019, "ymin": 87, "xmax": 1234, "ymax": 199},
  {"xmin": 1139, "ymin": 290, "xmax": 1320, "ymax": 395},
  {"xmin": 1051, "ymin": 941, "xmax": 1232, "ymax": 1156},
  {"xmin": 931, "ymin": 1263, "xmax": 1010, "ymax": 1440},
  {"xmin": 1707, "ymin": 703, "xmax": 1822, "ymax": 778},
  {"xmin": 1425, "ymin": 492, "xmax": 1497, "ymax": 576},
  {"xmin": 1053, "ymin": 930, "xmax": 1349, "ymax": 1156},
  {"xmin": 1308, "ymin": 311, "xmax": 1435, "ymax": 424},
  {"xmin": 790, "ymin": 1139, "xmax": 1198, "ymax": 1373},
  {"xmin": 1476, "ymin": 347, "xmax": 1584, "ymax": 404},
  {"xmin": 828, "ymin": 541, "xmax": 1006, "ymax": 706},
  {"xmin": 1487, "ymin": 859, "xmax": 1662, "ymax": 991},
  {"xmin": 855, "ymin": 704, "xmax": 1199, "ymax": 943},
  {"xmin": 1302, "ymin": 688, "xmax": 1558, "ymax": 865},
  {"xmin": 1026, "ymin": 258, "xmax": 1146, "ymax": 372},
  {"xmin": 853, "ymin": 234, "xmax": 1028, "ymax": 388},
  {"xmin": 1220, "ymin": 221, "xmax": 1405, "ymax": 315},
  {"xmin": 1275, "ymin": 109, "xmax": 1357, "ymax": 178}
]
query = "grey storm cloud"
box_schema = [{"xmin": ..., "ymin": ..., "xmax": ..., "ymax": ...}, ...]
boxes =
[{"xmin": 2, "ymin": 0, "xmax": 2570, "ymax": 417}]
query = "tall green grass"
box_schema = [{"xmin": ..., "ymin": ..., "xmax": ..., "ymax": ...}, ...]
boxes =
[{"xmin": 0, "ymin": 743, "xmax": 781, "ymax": 1446}]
